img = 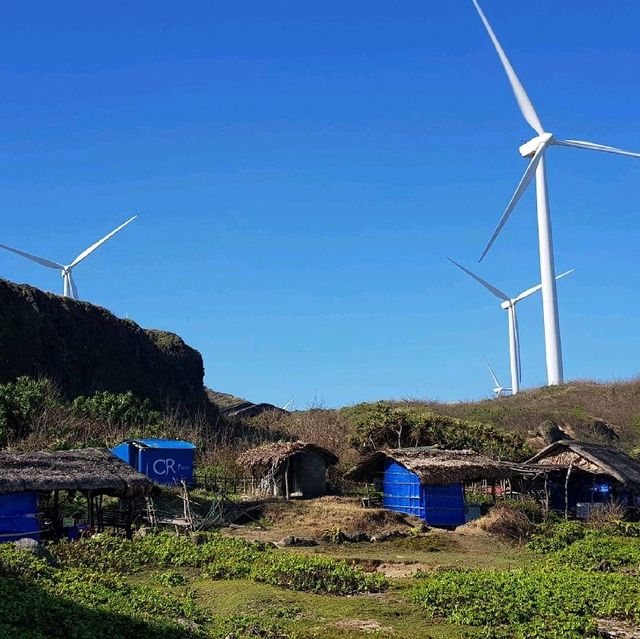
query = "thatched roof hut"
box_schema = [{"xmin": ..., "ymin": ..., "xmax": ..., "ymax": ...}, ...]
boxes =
[
  {"xmin": 237, "ymin": 441, "xmax": 338, "ymax": 499},
  {"xmin": 0, "ymin": 448, "xmax": 153, "ymax": 497},
  {"xmin": 238, "ymin": 441, "xmax": 338, "ymax": 474},
  {"xmin": 525, "ymin": 440, "xmax": 640, "ymax": 491},
  {"xmin": 345, "ymin": 446, "xmax": 512, "ymax": 485}
]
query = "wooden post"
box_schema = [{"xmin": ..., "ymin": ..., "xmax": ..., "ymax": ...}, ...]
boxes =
[
  {"xmin": 53, "ymin": 490, "xmax": 60, "ymax": 537},
  {"xmin": 564, "ymin": 464, "xmax": 573, "ymax": 520},
  {"xmin": 284, "ymin": 458, "xmax": 290, "ymax": 501},
  {"xmin": 544, "ymin": 472, "xmax": 550, "ymax": 516}
]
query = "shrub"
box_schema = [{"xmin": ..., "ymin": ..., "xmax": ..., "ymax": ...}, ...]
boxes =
[
  {"xmin": 527, "ymin": 520, "xmax": 587, "ymax": 553},
  {"xmin": 71, "ymin": 391, "xmax": 161, "ymax": 428},
  {"xmin": 505, "ymin": 498, "xmax": 544, "ymax": 524},
  {"xmin": 343, "ymin": 402, "xmax": 532, "ymax": 460},
  {"xmin": 0, "ymin": 377, "xmax": 60, "ymax": 445}
]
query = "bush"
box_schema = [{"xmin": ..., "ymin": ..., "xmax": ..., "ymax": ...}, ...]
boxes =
[
  {"xmin": 71, "ymin": 391, "xmax": 161, "ymax": 428},
  {"xmin": 527, "ymin": 521, "xmax": 587, "ymax": 553},
  {"xmin": 343, "ymin": 402, "xmax": 532, "ymax": 460},
  {"xmin": 505, "ymin": 498, "xmax": 544, "ymax": 524},
  {"xmin": 0, "ymin": 377, "xmax": 60, "ymax": 445}
]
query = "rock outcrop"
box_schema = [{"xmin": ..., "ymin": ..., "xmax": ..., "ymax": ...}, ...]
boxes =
[{"xmin": 0, "ymin": 279, "xmax": 209, "ymax": 413}]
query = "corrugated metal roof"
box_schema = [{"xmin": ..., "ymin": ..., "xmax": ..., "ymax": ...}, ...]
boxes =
[{"xmin": 127, "ymin": 438, "xmax": 196, "ymax": 450}]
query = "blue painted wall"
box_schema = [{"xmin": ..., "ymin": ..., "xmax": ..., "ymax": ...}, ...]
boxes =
[
  {"xmin": 0, "ymin": 493, "xmax": 40, "ymax": 542},
  {"xmin": 382, "ymin": 460, "xmax": 466, "ymax": 528},
  {"xmin": 112, "ymin": 439, "xmax": 196, "ymax": 486}
]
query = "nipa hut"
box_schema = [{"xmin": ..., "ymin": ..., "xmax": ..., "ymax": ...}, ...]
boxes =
[
  {"xmin": 0, "ymin": 448, "xmax": 153, "ymax": 542},
  {"xmin": 510, "ymin": 440, "xmax": 640, "ymax": 518},
  {"xmin": 345, "ymin": 446, "xmax": 512, "ymax": 527},
  {"xmin": 237, "ymin": 441, "xmax": 338, "ymax": 499}
]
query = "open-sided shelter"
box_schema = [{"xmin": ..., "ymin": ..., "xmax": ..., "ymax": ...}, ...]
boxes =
[
  {"xmin": 511, "ymin": 440, "xmax": 640, "ymax": 518},
  {"xmin": 237, "ymin": 441, "xmax": 338, "ymax": 499},
  {"xmin": 345, "ymin": 446, "xmax": 512, "ymax": 527},
  {"xmin": 0, "ymin": 448, "xmax": 153, "ymax": 541}
]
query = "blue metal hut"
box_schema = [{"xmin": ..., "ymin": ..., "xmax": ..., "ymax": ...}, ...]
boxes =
[
  {"xmin": 112, "ymin": 438, "xmax": 196, "ymax": 486},
  {"xmin": 345, "ymin": 447, "xmax": 511, "ymax": 528}
]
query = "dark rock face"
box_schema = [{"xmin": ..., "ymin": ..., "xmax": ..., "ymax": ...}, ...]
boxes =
[
  {"xmin": 0, "ymin": 279, "xmax": 209, "ymax": 412},
  {"xmin": 535, "ymin": 420, "xmax": 568, "ymax": 444}
]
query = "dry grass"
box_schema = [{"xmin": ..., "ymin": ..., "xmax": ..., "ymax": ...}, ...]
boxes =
[
  {"xmin": 466, "ymin": 505, "xmax": 534, "ymax": 543},
  {"xmin": 401, "ymin": 377, "xmax": 640, "ymax": 447},
  {"xmin": 226, "ymin": 497, "xmax": 420, "ymax": 544},
  {"xmin": 587, "ymin": 499, "xmax": 628, "ymax": 528}
]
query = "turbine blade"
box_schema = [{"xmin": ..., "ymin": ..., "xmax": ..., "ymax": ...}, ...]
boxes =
[
  {"xmin": 448, "ymin": 258, "xmax": 509, "ymax": 301},
  {"xmin": 482, "ymin": 355, "xmax": 501, "ymax": 388},
  {"xmin": 472, "ymin": 0, "xmax": 544, "ymax": 134},
  {"xmin": 69, "ymin": 215, "xmax": 137, "ymax": 268},
  {"xmin": 0, "ymin": 243, "xmax": 63, "ymax": 270},
  {"xmin": 479, "ymin": 144, "xmax": 545, "ymax": 261},
  {"xmin": 69, "ymin": 272, "xmax": 79, "ymax": 300},
  {"xmin": 554, "ymin": 139, "xmax": 640, "ymax": 159},
  {"xmin": 513, "ymin": 268, "xmax": 575, "ymax": 303}
]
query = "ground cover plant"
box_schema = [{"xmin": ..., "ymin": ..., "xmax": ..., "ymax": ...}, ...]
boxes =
[
  {"xmin": 410, "ymin": 520, "xmax": 640, "ymax": 639},
  {"xmin": 51, "ymin": 531, "xmax": 388, "ymax": 595}
]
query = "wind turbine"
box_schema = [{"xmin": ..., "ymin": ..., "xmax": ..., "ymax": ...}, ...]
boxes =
[
  {"xmin": 0, "ymin": 216, "xmax": 137, "ymax": 300},
  {"xmin": 482, "ymin": 355, "xmax": 511, "ymax": 398},
  {"xmin": 449, "ymin": 258, "xmax": 574, "ymax": 394},
  {"xmin": 472, "ymin": 0, "xmax": 640, "ymax": 386}
]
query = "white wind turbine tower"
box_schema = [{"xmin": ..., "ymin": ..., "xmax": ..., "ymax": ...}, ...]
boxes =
[
  {"xmin": 449, "ymin": 258, "xmax": 574, "ymax": 394},
  {"xmin": 472, "ymin": 0, "xmax": 640, "ymax": 386},
  {"xmin": 0, "ymin": 216, "xmax": 137, "ymax": 300},
  {"xmin": 482, "ymin": 355, "xmax": 510, "ymax": 398}
]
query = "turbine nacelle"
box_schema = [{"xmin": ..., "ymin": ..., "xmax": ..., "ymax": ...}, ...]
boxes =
[
  {"xmin": 500, "ymin": 299, "xmax": 514, "ymax": 310},
  {"xmin": 519, "ymin": 133, "xmax": 554, "ymax": 158}
]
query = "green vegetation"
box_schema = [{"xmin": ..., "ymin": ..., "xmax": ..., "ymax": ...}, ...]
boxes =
[
  {"xmin": 412, "ymin": 566, "xmax": 640, "ymax": 639},
  {"xmin": 0, "ymin": 377, "xmax": 58, "ymax": 446},
  {"xmin": 411, "ymin": 521, "xmax": 640, "ymax": 639},
  {"xmin": 70, "ymin": 391, "xmax": 161, "ymax": 428},
  {"xmin": 342, "ymin": 401, "xmax": 532, "ymax": 460},
  {"xmin": 52, "ymin": 532, "xmax": 387, "ymax": 595}
]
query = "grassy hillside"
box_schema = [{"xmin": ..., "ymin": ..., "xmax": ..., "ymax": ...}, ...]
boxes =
[{"xmin": 414, "ymin": 378, "xmax": 640, "ymax": 448}]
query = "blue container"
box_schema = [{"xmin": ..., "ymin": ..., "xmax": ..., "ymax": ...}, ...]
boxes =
[
  {"xmin": 0, "ymin": 493, "xmax": 40, "ymax": 542},
  {"xmin": 112, "ymin": 438, "xmax": 196, "ymax": 486},
  {"xmin": 382, "ymin": 460, "xmax": 465, "ymax": 528}
]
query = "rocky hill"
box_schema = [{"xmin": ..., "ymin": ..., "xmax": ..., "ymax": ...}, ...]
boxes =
[{"xmin": 0, "ymin": 279, "xmax": 210, "ymax": 414}]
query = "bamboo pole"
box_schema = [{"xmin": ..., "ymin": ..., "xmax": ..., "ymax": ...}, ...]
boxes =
[{"xmin": 564, "ymin": 464, "xmax": 573, "ymax": 520}]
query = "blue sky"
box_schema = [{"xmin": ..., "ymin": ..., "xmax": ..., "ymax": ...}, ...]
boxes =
[{"xmin": 1, "ymin": 1, "xmax": 639, "ymax": 408}]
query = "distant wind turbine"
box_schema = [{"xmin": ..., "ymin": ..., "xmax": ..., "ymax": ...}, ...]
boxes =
[
  {"xmin": 482, "ymin": 355, "xmax": 511, "ymax": 398},
  {"xmin": 449, "ymin": 258, "xmax": 574, "ymax": 394},
  {"xmin": 282, "ymin": 399, "xmax": 295, "ymax": 411},
  {"xmin": 472, "ymin": 0, "xmax": 640, "ymax": 387},
  {"xmin": 0, "ymin": 216, "xmax": 137, "ymax": 300}
]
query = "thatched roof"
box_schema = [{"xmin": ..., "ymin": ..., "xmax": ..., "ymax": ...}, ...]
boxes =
[
  {"xmin": 526, "ymin": 440, "xmax": 640, "ymax": 490},
  {"xmin": 0, "ymin": 448, "xmax": 154, "ymax": 497},
  {"xmin": 237, "ymin": 441, "xmax": 338, "ymax": 473},
  {"xmin": 345, "ymin": 446, "xmax": 512, "ymax": 485}
]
